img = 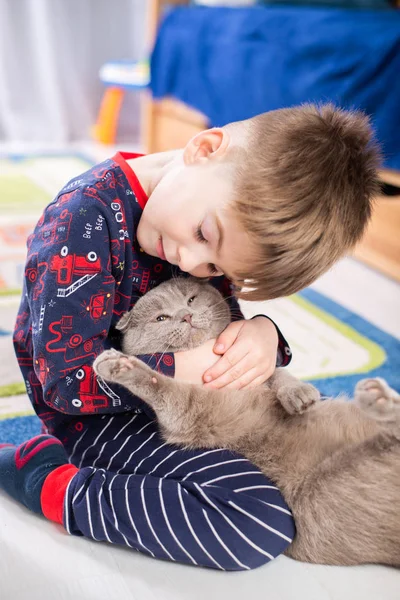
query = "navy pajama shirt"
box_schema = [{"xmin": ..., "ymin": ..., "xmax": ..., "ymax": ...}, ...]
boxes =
[{"xmin": 13, "ymin": 152, "xmax": 295, "ymax": 570}]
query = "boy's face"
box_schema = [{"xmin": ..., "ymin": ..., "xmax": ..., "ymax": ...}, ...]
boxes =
[{"xmin": 137, "ymin": 130, "xmax": 253, "ymax": 281}]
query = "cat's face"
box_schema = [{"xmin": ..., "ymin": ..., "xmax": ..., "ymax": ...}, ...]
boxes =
[{"xmin": 117, "ymin": 277, "xmax": 231, "ymax": 355}]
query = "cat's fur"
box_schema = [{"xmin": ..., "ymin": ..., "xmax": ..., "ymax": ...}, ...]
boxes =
[{"xmin": 94, "ymin": 277, "xmax": 400, "ymax": 567}]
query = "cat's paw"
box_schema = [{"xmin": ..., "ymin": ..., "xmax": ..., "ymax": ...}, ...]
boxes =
[
  {"xmin": 354, "ymin": 377, "xmax": 399, "ymax": 421},
  {"xmin": 93, "ymin": 349, "xmax": 136, "ymax": 382},
  {"xmin": 277, "ymin": 382, "xmax": 320, "ymax": 415}
]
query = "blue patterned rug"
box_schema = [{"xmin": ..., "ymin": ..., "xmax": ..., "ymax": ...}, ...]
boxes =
[{"xmin": 300, "ymin": 288, "xmax": 399, "ymax": 397}]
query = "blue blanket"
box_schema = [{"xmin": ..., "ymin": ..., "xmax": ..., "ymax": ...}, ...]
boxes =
[{"xmin": 151, "ymin": 6, "xmax": 400, "ymax": 169}]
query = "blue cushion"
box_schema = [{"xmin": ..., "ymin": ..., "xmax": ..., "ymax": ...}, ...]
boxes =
[{"xmin": 151, "ymin": 6, "xmax": 400, "ymax": 169}]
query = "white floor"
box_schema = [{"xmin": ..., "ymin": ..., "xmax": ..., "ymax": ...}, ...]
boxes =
[{"xmin": 1, "ymin": 494, "xmax": 399, "ymax": 600}]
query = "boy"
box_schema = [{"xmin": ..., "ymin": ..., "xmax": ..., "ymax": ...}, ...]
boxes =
[{"xmin": 0, "ymin": 104, "xmax": 379, "ymax": 570}]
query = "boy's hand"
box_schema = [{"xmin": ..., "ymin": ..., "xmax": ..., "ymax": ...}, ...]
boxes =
[
  {"xmin": 203, "ymin": 318, "xmax": 278, "ymax": 390},
  {"xmin": 174, "ymin": 339, "xmax": 220, "ymax": 385}
]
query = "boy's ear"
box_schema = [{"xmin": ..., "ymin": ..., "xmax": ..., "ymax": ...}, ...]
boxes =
[
  {"xmin": 183, "ymin": 128, "xmax": 230, "ymax": 165},
  {"xmin": 116, "ymin": 310, "xmax": 134, "ymax": 332}
]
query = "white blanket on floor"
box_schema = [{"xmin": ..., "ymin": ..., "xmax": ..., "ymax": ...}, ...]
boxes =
[{"xmin": 1, "ymin": 493, "xmax": 398, "ymax": 600}]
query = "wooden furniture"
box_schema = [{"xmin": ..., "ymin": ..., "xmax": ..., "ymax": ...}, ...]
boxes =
[
  {"xmin": 143, "ymin": 1, "xmax": 198, "ymax": 155},
  {"xmin": 143, "ymin": 96, "xmax": 207, "ymax": 154},
  {"xmin": 353, "ymin": 170, "xmax": 400, "ymax": 282}
]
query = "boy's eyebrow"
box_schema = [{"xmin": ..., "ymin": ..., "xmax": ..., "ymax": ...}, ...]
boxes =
[{"xmin": 215, "ymin": 214, "xmax": 224, "ymax": 257}]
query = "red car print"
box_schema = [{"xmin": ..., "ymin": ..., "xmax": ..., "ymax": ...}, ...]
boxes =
[
  {"xmin": 34, "ymin": 356, "xmax": 51, "ymax": 386},
  {"xmin": 50, "ymin": 247, "xmax": 101, "ymax": 285},
  {"xmin": 82, "ymin": 291, "xmax": 112, "ymax": 322},
  {"xmin": 72, "ymin": 365, "xmax": 110, "ymax": 413}
]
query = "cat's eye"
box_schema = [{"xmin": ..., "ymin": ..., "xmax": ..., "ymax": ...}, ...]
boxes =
[
  {"xmin": 187, "ymin": 296, "xmax": 196, "ymax": 304},
  {"xmin": 156, "ymin": 315, "xmax": 169, "ymax": 322}
]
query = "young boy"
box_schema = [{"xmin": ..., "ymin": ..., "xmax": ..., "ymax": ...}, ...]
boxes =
[{"xmin": 0, "ymin": 104, "xmax": 378, "ymax": 570}]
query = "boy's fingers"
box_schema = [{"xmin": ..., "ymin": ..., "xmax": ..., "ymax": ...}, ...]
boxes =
[
  {"xmin": 203, "ymin": 343, "xmax": 247, "ymax": 382},
  {"xmin": 224, "ymin": 367, "xmax": 260, "ymax": 390},
  {"xmin": 213, "ymin": 321, "xmax": 242, "ymax": 354},
  {"xmin": 204, "ymin": 353, "xmax": 251, "ymax": 389},
  {"xmin": 224, "ymin": 363, "xmax": 274, "ymax": 390}
]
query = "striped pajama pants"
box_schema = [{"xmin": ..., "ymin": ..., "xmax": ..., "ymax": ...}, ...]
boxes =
[{"xmin": 60, "ymin": 410, "xmax": 295, "ymax": 571}]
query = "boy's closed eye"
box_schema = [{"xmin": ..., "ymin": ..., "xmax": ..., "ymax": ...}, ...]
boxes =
[{"xmin": 194, "ymin": 222, "xmax": 222, "ymax": 276}]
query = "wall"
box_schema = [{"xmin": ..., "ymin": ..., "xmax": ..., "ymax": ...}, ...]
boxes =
[{"xmin": 0, "ymin": 0, "xmax": 148, "ymax": 143}]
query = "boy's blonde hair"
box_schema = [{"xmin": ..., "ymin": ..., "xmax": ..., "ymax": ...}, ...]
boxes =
[{"xmin": 229, "ymin": 104, "xmax": 380, "ymax": 300}]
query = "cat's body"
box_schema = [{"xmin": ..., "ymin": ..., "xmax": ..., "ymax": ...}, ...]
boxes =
[{"xmin": 94, "ymin": 278, "xmax": 400, "ymax": 567}]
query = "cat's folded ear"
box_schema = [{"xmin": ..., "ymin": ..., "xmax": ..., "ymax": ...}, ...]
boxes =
[{"xmin": 116, "ymin": 310, "xmax": 134, "ymax": 332}]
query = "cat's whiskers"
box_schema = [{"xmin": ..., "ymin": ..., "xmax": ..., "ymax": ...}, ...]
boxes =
[
  {"xmin": 149, "ymin": 340, "xmax": 173, "ymax": 365},
  {"xmin": 197, "ymin": 305, "xmax": 241, "ymax": 321},
  {"xmin": 196, "ymin": 294, "xmax": 238, "ymax": 317}
]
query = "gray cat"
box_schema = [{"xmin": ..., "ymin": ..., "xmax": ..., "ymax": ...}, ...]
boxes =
[{"xmin": 94, "ymin": 277, "xmax": 400, "ymax": 567}]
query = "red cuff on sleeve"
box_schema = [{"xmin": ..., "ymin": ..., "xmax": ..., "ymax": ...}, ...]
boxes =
[{"xmin": 41, "ymin": 463, "xmax": 79, "ymax": 524}]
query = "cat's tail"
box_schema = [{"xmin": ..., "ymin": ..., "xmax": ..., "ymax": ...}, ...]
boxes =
[{"xmin": 286, "ymin": 431, "xmax": 400, "ymax": 566}]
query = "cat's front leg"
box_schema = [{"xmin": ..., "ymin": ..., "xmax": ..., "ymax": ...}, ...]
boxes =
[
  {"xmin": 268, "ymin": 368, "xmax": 320, "ymax": 415},
  {"xmin": 94, "ymin": 350, "xmax": 226, "ymax": 448},
  {"xmin": 93, "ymin": 350, "xmax": 255, "ymax": 449},
  {"xmin": 93, "ymin": 349, "xmax": 175, "ymax": 407}
]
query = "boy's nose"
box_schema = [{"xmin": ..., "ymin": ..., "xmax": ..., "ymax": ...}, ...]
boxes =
[{"xmin": 178, "ymin": 246, "xmax": 202, "ymax": 274}]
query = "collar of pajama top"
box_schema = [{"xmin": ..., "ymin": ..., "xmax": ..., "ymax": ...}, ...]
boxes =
[{"xmin": 112, "ymin": 152, "xmax": 148, "ymax": 209}]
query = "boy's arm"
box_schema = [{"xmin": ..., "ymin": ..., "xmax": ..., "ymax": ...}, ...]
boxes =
[
  {"xmin": 251, "ymin": 315, "xmax": 292, "ymax": 367},
  {"xmin": 23, "ymin": 190, "xmax": 157, "ymax": 417}
]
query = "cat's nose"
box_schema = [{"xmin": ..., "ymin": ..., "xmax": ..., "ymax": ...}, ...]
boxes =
[{"xmin": 181, "ymin": 313, "xmax": 192, "ymax": 324}]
